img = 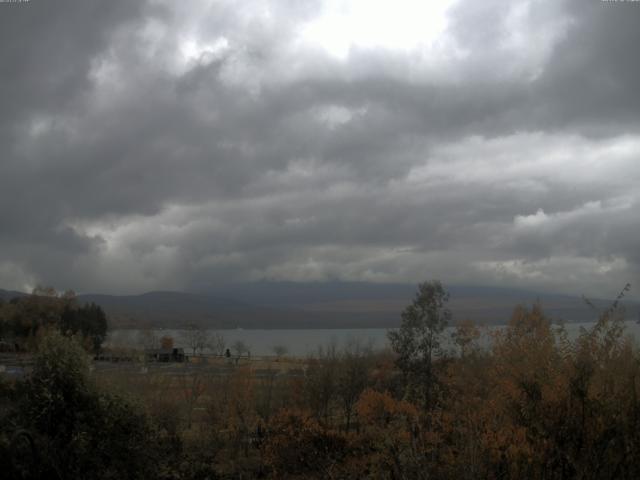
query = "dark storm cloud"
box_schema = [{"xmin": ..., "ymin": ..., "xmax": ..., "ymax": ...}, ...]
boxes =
[
  {"xmin": 0, "ymin": 0, "xmax": 639, "ymax": 297},
  {"xmin": 0, "ymin": 1, "xmax": 137, "ymax": 118},
  {"xmin": 0, "ymin": 0, "xmax": 146, "ymax": 277},
  {"xmin": 536, "ymin": 0, "xmax": 640, "ymax": 133}
]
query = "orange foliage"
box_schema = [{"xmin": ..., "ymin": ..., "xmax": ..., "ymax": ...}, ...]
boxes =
[
  {"xmin": 160, "ymin": 336, "xmax": 174, "ymax": 350},
  {"xmin": 356, "ymin": 388, "xmax": 417, "ymax": 427},
  {"xmin": 261, "ymin": 408, "xmax": 349, "ymax": 478}
]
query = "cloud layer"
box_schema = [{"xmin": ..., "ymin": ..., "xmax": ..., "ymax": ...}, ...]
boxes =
[{"xmin": 1, "ymin": 0, "xmax": 639, "ymax": 297}]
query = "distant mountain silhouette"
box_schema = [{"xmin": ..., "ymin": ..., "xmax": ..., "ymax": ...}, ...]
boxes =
[
  {"xmin": 204, "ymin": 282, "xmax": 639, "ymax": 327},
  {"xmin": 0, "ymin": 289, "xmax": 27, "ymax": 302},
  {"xmin": 2, "ymin": 283, "xmax": 637, "ymax": 329}
]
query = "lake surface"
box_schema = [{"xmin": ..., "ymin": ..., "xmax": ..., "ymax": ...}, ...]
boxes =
[{"xmin": 107, "ymin": 320, "xmax": 640, "ymax": 357}]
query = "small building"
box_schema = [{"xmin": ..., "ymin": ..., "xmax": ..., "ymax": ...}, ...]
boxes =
[{"xmin": 145, "ymin": 347, "xmax": 185, "ymax": 363}]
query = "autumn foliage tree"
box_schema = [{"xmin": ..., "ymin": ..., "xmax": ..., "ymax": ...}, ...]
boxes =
[
  {"xmin": 0, "ymin": 288, "xmax": 108, "ymax": 353},
  {"xmin": 261, "ymin": 408, "xmax": 349, "ymax": 478}
]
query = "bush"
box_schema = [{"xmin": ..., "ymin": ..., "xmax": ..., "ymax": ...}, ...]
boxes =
[{"xmin": 12, "ymin": 331, "xmax": 161, "ymax": 479}]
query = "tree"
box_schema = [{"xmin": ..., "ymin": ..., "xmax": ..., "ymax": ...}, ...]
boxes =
[
  {"xmin": 451, "ymin": 319, "xmax": 481, "ymax": 358},
  {"xmin": 338, "ymin": 339, "xmax": 371, "ymax": 431},
  {"xmin": 13, "ymin": 331, "xmax": 159, "ymax": 479},
  {"xmin": 59, "ymin": 302, "xmax": 108, "ymax": 354},
  {"xmin": 0, "ymin": 288, "xmax": 107, "ymax": 354},
  {"xmin": 31, "ymin": 285, "xmax": 58, "ymax": 298},
  {"xmin": 181, "ymin": 324, "xmax": 211, "ymax": 357},
  {"xmin": 272, "ymin": 345, "xmax": 288, "ymax": 359},
  {"xmin": 262, "ymin": 408, "xmax": 348, "ymax": 477},
  {"xmin": 160, "ymin": 336, "xmax": 174, "ymax": 350},
  {"xmin": 388, "ymin": 280, "xmax": 451, "ymax": 408},
  {"xmin": 232, "ymin": 340, "xmax": 249, "ymax": 358},
  {"xmin": 210, "ymin": 331, "xmax": 226, "ymax": 356},
  {"xmin": 138, "ymin": 327, "xmax": 159, "ymax": 351},
  {"xmin": 305, "ymin": 343, "xmax": 339, "ymax": 425}
]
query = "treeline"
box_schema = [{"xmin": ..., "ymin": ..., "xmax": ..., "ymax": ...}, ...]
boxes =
[
  {"xmin": 1, "ymin": 281, "xmax": 640, "ymax": 479},
  {"xmin": 0, "ymin": 286, "xmax": 108, "ymax": 353},
  {"xmin": 258, "ymin": 282, "xmax": 640, "ymax": 479}
]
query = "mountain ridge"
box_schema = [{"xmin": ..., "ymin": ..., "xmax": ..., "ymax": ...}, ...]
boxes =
[{"xmin": 2, "ymin": 283, "xmax": 638, "ymax": 329}]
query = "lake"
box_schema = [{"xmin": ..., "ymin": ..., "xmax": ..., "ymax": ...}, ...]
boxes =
[{"xmin": 106, "ymin": 320, "xmax": 640, "ymax": 357}]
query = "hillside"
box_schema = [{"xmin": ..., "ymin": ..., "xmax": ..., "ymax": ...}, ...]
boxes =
[{"xmin": 3, "ymin": 283, "xmax": 637, "ymax": 329}]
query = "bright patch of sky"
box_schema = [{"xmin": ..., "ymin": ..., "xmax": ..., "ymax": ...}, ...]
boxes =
[{"xmin": 299, "ymin": 0, "xmax": 455, "ymax": 58}]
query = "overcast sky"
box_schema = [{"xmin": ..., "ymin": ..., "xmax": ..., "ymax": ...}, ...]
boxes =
[{"xmin": 1, "ymin": 0, "xmax": 639, "ymax": 297}]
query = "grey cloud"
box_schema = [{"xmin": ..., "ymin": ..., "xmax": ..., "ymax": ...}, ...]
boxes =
[
  {"xmin": 0, "ymin": 0, "xmax": 639, "ymax": 298},
  {"xmin": 0, "ymin": 0, "xmax": 143, "ymax": 129},
  {"xmin": 535, "ymin": 0, "xmax": 640, "ymax": 133}
]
